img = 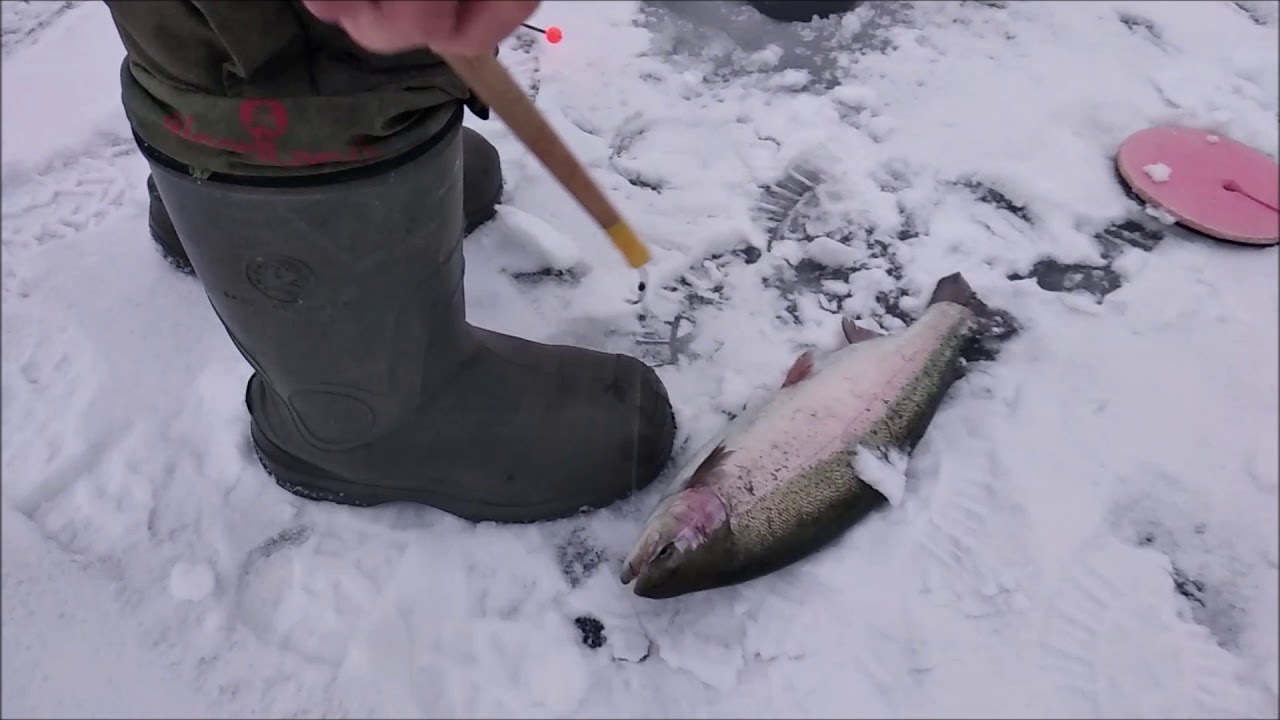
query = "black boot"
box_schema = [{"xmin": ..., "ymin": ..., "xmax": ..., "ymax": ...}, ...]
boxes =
[
  {"xmin": 147, "ymin": 126, "xmax": 505, "ymax": 278},
  {"xmin": 141, "ymin": 115, "xmax": 676, "ymax": 523}
]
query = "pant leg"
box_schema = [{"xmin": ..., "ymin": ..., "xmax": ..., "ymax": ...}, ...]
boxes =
[{"xmin": 104, "ymin": 0, "xmax": 476, "ymax": 178}]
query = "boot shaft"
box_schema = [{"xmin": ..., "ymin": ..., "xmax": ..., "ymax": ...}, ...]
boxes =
[{"xmin": 144, "ymin": 113, "xmax": 474, "ymax": 450}]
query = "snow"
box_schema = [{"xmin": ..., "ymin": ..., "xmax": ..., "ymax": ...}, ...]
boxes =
[
  {"xmin": 168, "ymin": 560, "xmax": 216, "ymax": 602},
  {"xmin": 1145, "ymin": 204, "xmax": 1181, "ymax": 225},
  {"xmin": 475, "ymin": 204, "xmax": 584, "ymax": 274},
  {"xmin": 853, "ymin": 446, "xmax": 910, "ymax": 506},
  {"xmin": 2, "ymin": 0, "xmax": 1277, "ymax": 718},
  {"xmin": 1143, "ymin": 162, "xmax": 1173, "ymax": 182}
]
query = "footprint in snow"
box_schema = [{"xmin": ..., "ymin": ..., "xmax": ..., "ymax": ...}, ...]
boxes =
[{"xmin": 1037, "ymin": 536, "xmax": 1271, "ymax": 718}]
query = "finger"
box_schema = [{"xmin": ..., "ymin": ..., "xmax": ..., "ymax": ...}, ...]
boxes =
[
  {"xmin": 305, "ymin": 0, "xmax": 460, "ymax": 54},
  {"xmin": 344, "ymin": 2, "xmax": 437, "ymax": 53},
  {"xmin": 374, "ymin": 0, "xmax": 462, "ymax": 45},
  {"xmin": 431, "ymin": 0, "xmax": 539, "ymax": 55},
  {"xmin": 300, "ymin": 0, "xmax": 536, "ymax": 56}
]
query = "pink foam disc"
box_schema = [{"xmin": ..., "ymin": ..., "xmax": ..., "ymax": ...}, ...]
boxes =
[{"xmin": 1116, "ymin": 125, "xmax": 1279, "ymax": 246}]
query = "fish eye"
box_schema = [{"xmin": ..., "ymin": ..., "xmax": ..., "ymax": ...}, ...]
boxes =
[{"xmin": 654, "ymin": 542, "xmax": 676, "ymax": 562}]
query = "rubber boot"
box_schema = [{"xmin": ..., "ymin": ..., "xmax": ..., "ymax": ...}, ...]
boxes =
[
  {"xmin": 147, "ymin": 126, "xmax": 505, "ymax": 278},
  {"xmin": 141, "ymin": 115, "xmax": 676, "ymax": 523}
]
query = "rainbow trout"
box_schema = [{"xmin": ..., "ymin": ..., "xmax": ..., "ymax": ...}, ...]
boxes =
[{"xmin": 621, "ymin": 272, "xmax": 990, "ymax": 599}]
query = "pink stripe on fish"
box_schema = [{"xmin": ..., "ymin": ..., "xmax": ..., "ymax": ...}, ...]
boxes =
[{"xmin": 671, "ymin": 486, "xmax": 729, "ymax": 549}]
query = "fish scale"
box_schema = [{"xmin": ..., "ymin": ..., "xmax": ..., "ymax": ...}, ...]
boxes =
[{"xmin": 622, "ymin": 273, "xmax": 988, "ymax": 599}]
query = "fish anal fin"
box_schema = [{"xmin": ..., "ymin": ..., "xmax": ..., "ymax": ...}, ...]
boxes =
[
  {"xmin": 690, "ymin": 443, "xmax": 734, "ymax": 487},
  {"xmin": 781, "ymin": 350, "xmax": 816, "ymax": 388},
  {"xmin": 841, "ymin": 317, "xmax": 885, "ymax": 345}
]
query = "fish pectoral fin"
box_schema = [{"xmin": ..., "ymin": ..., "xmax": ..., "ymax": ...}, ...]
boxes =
[
  {"xmin": 690, "ymin": 443, "xmax": 734, "ymax": 486},
  {"xmin": 841, "ymin": 317, "xmax": 885, "ymax": 345},
  {"xmin": 850, "ymin": 444, "xmax": 910, "ymax": 507},
  {"xmin": 781, "ymin": 350, "xmax": 816, "ymax": 388}
]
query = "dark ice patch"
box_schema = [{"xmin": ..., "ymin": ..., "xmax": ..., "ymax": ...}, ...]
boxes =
[
  {"xmin": 754, "ymin": 166, "xmax": 1026, "ymax": 358},
  {"xmin": 1095, "ymin": 219, "xmax": 1166, "ymax": 258},
  {"xmin": 1008, "ymin": 260, "xmax": 1125, "ymax": 301},
  {"xmin": 1113, "ymin": 501, "xmax": 1247, "ymax": 652},
  {"xmin": 1117, "ymin": 12, "xmax": 1165, "ymax": 45},
  {"xmin": 634, "ymin": 313, "xmax": 698, "ymax": 367},
  {"xmin": 1232, "ymin": 2, "xmax": 1277, "ymax": 27},
  {"xmin": 1170, "ymin": 565, "xmax": 1207, "ymax": 608},
  {"xmin": 558, "ymin": 526, "xmax": 605, "ymax": 588},
  {"xmin": 952, "ymin": 178, "xmax": 1034, "ymax": 225},
  {"xmin": 505, "ymin": 31, "xmax": 543, "ymax": 101},
  {"xmin": 736, "ymin": 244, "xmax": 763, "ymax": 265},
  {"xmin": 252, "ymin": 525, "xmax": 312, "ymax": 560},
  {"xmin": 756, "ymin": 165, "xmax": 826, "ymax": 248},
  {"xmin": 1006, "ymin": 214, "xmax": 1169, "ymax": 303},
  {"xmin": 574, "ymin": 615, "xmax": 607, "ymax": 649},
  {"xmin": 510, "ymin": 268, "xmax": 582, "ymax": 287},
  {"xmin": 754, "ymin": 165, "xmax": 911, "ymax": 326},
  {"xmin": 2, "ymin": 1, "xmax": 79, "ymax": 58},
  {"xmin": 963, "ymin": 304, "xmax": 1021, "ymax": 363},
  {"xmin": 636, "ymin": 0, "xmax": 912, "ymax": 91},
  {"xmin": 610, "ymin": 120, "xmax": 668, "ymax": 194}
]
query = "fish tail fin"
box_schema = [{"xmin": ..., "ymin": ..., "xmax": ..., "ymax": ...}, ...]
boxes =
[
  {"xmin": 926, "ymin": 272, "xmax": 1022, "ymax": 362},
  {"xmin": 927, "ymin": 272, "xmax": 988, "ymax": 315}
]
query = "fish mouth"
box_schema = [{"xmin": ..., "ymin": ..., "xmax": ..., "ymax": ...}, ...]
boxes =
[
  {"xmin": 619, "ymin": 553, "xmax": 647, "ymax": 586},
  {"xmin": 621, "ymin": 564, "xmax": 666, "ymax": 598},
  {"xmin": 631, "ymin": 576, "xmax": 682, "ymax": 600},
  {"xmin": 619, "ymin": 563, "xmax": 638, "ymax": 585},
  {"xmin": 632, "ymin": 580, "xmax": 659, "ymax": 598}
]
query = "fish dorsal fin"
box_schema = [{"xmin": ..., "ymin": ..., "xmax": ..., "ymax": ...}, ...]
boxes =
[
  {"xmin": 841, "ymin": 317, "xmax": 884, "ymax": 345},
  {"xmin": 781, "ymin": 350, "xmax": 815, "ymax": 388},
  {"xmin": 690, "ymin": 443, "xmax": 734, "ymax": 486}
]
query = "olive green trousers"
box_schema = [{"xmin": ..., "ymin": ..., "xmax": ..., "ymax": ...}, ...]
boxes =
[{"xmin": 104, "ymin": 0, "xmax": 485, "ymax": 177}]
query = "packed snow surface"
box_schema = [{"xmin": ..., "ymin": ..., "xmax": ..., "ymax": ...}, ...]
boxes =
[{"xmin": 3, "ymin": 1, "xmax": 1277, "ymax": 717}]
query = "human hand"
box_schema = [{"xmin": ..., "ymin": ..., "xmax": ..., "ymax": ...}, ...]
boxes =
[{"xmin": 301, "ymin": 0, "xmax": 540, "ymax": 55}]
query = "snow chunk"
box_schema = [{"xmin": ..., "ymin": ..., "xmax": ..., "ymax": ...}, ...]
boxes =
[
  {"xmin": 1142, "ymin": 163, "xmax": 1172, "ymax": 183},
  {"xmin": 829, "ymin": 85, "xmax": 879, "ymax": 109},
  {"xmin": 770, "ymin": 239, "xmax": 807, "ymax": 265},
  {"xmin": 653, "ymin": 609, "xmax": 746, "ymax": 691},
  {"xmin": 744, "ymin": 44, "xmax": 784, "ymax": 71},
  {"xmin": 484, "ymin": 205, "xmax": 583, "ymax": 273},
  {"xmin": 866, "ymin": 115, "xmax": 897, "ymax": 142},
  {"xmin": 852, "ymin": 445, "xmax": 909, "ymax": 506},
  {"xmin": 168, "ymin": 561, "xmax": 215, "ymax": 602},
  {"xmin": 806, "ymin": 235, "xmax": 861, "ymax": 268},
  {"xmin": 1144, "ymin": 204, "xmax": 1179, "ymax": 225},
  {"xmin": 767, "ymin": 68, "xmax": 812, "ymax": 91}
]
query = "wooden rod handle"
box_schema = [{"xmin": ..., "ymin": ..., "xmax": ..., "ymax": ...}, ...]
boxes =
[{"xmin": 441, "ymin": 52, "xmax": 651, "ymax": 269}]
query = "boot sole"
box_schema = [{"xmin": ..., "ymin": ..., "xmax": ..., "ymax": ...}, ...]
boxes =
[{"xmin": 249, "ymin": 415, "xmax": 673, "ymax": 524}]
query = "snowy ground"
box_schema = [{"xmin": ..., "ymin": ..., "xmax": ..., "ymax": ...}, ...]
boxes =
[{"xmin": 2, "ymin": 0, "xmax": 1277, "ymax": 717}]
